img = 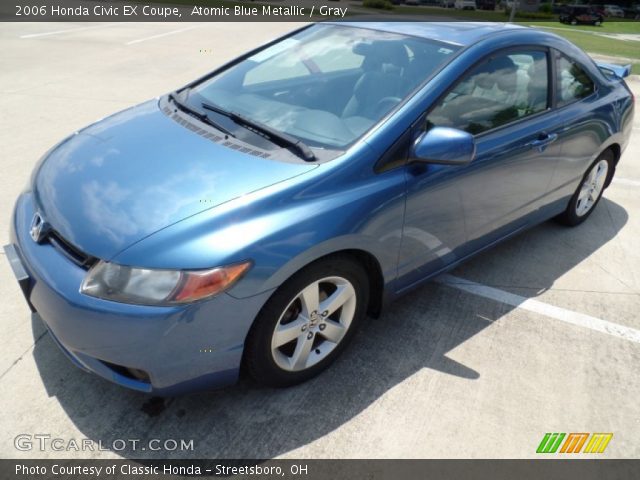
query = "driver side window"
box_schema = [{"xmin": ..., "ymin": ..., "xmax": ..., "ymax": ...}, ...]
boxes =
[{"xmin": 426, "ymin": 50, "xmax": 549, "ymax": 135}]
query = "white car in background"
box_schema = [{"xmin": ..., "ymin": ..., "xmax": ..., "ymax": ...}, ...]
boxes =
[
  {"xmin": 603, "ymin": 4, "xmax": 625, "ymax": 17},
  {"xmin": 455, "ymin": 0, "xmax": 477, "ymax": 9}
]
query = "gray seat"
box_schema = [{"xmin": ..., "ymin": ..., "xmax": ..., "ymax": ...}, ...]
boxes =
[
  {"xmin": 429, "ymin": 56, "xmax": 521, "ymax": 133},
  {"xmin": 342, "ymin": 41, "xmax": 410, "ymax": 120}
]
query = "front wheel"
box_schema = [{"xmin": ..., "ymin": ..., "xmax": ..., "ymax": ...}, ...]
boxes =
[
  {"xmin": 557, "ymin": 150, "xmax": 613, "ymax": 226},
  {"xmin": 244, "ymin": 256, "xmax": 369, "ymax": 387}
]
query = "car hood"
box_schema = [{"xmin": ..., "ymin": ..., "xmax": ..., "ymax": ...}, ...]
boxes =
[{"xmin": 33, "ymin": 100, "xmax": 316, "ymax": 260}]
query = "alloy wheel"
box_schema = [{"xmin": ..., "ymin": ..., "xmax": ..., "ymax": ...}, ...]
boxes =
[
  {"xmin": 575, "ymin": 159, "xmax": 608, "ymax": 217},
  {"xmin": 270, "ymin": 276, "xmax": 356, "ymax": 372}
]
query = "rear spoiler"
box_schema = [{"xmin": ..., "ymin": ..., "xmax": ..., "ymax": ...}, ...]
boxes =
[{"xmin": 596, "ymin": 62, "xmax": 632, "ymax": 79}]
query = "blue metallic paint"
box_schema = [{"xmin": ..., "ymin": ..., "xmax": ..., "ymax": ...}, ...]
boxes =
[
  {"xmin": 7, "ymin": 23, "xmax": 634, "ymax": 394},
  {"xmin": 412, "ymin": 127, "xmax": 476, "ymax": 165},
  {"xmin": 12, "ymin": 193, "xmax": 270, "ymax": 394},
  {"xmin": 32, "ymin": 100, "xmax": 317, "ymax": 261}
]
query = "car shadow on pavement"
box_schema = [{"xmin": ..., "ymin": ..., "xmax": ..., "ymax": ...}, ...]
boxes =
[{"xmin": 30, "ymin": 198, "xmax": 628, "ymax": 459}]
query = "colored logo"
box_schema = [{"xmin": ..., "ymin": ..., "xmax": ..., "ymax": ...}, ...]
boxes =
[{"xmin": 536, "ymin": 433, "xmax": 613, "ymax": 454}]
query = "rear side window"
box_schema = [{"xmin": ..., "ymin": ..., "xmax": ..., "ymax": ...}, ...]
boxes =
[
  {"xmin": 426, "ymin": 50, "xmax": 549, "ymax": 135},
  {"xmin": 556, "ymin": 54, "xmax": 595, "ymax": 107}
]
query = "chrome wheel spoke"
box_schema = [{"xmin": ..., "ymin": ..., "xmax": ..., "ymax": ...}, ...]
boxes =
[
  {"xmin": 319, "ymin": 319, "xmax": 346, "ymax": 343},
  {"xmin": 272, "ymin": 318, "xmax": 306, "ymax": 348},
  {"xmin": 299, "ymin": 282, "xmax": 320, "ymax": 318},
  {"xmin": 320, "ymin": 283, "xmax": 355, "ymax": 317},
  {"xmin": 290, "ymin": 334, "xmax": 314, "ymax": 370},
  {"xmin": 578, "ymin": 184, "xmax": 590, "ymax": 203}
]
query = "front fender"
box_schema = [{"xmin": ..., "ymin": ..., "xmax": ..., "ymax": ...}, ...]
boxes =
[
  {"xmin": 113, "ymin": 153, "xmax": 408, "ymax": 300},
  {"xmin": 235, "ymin": 233, "xmax": 396, "ymax": 300}
]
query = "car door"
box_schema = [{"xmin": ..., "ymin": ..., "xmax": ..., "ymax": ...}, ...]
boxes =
[
  {"xmin": 543, "ymin": 50, "xmax": 603, "ymax": 206},
  {"xmin": 398, "ymin": 47, "xmax": 562, "ymax": 288}
]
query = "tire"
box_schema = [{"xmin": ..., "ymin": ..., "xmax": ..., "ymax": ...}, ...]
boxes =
[
  {"xmin": 244, "ymin": 255, "xmax": 369, "ymax": 387},
  {"xmin": 557, "ymin": 150, "xmax": 614, "ymax": 227}
]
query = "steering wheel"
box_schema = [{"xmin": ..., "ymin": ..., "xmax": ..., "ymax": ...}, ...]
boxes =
[{"xmin": 374, "ymin": 96, "xmax": 402, "ymax": 117}]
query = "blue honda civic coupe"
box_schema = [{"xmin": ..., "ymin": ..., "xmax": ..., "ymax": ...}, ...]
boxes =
[{"xmin": 5, "ymin": 22, "xmax": 634, "ymax": 394}]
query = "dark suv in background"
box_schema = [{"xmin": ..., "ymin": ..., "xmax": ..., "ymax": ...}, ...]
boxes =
[
  {"xmin": 476, "ymin": 0, "xmax": 496, "ymax": 10},
  {"xmin": 559, "ymin": 5, "xmax": 604, "ymax": 25}
]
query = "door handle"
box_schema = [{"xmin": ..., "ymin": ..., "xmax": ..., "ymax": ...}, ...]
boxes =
[{"xmin": 526, "ymin": 133, "xmax": 558, "ymax": 150}]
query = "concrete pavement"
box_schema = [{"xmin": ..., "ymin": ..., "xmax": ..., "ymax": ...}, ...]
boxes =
[{"xmin": 0, "ymin": 22, "xmax": 639, "ymax": 459}]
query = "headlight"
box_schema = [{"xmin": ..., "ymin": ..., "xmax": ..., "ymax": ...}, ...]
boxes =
[{"xmin": 80, "ymin": 260, "xmax": 252, "ymax": 306}]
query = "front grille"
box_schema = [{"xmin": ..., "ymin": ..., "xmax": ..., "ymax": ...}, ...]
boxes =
[{"xmin": 47, "ymin": 231, "xmax": 96, "ymax": 269}]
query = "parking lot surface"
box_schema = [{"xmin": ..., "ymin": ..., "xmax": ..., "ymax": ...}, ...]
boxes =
[{"xmin": 0, "ymin": 22, "xmax": 639, "ymax": 459}]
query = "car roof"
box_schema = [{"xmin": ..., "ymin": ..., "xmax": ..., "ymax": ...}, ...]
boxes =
[{"xmin": 328, "ymin": 22, "xmax": 526, "ymax": 47}]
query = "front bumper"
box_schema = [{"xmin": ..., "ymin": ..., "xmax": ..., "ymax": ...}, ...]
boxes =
[{"xmin": 6, "ymin": 193, "xmax": 271, "ymax": 395}]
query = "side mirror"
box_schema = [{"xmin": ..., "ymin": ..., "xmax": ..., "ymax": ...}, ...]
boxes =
[{"xmin": 411, "ymin": 127, "xmax": 476, "ymax": 166}]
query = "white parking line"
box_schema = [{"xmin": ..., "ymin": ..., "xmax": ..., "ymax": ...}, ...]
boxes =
[
  {"xmin": 436, "ymin": 274, "xmax": 640, "ymax": 344},
  {"xmin": 20, "ymin": 23, "xmax": 123, "ymax": 39},
  {"xmin": 613, "ymin": 177, "xmax": 640, "ymax": 187},
  {"xmin": 125, "ymin": 25, "xmax": 203, "ymax": 45}
]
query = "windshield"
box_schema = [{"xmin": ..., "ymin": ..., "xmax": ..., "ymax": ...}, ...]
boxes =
[{"xmin": 186, "ymin": 24, "xmax": 460, "ymax": 149}]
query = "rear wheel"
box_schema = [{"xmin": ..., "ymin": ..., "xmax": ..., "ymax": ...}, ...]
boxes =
[
  {"xmin": 557, "ymin": 150, "xmax": 613, "ymax": 226},
  {"xmin": 244, "ymin": 256, "xmax": 369, "ymax": 387}
]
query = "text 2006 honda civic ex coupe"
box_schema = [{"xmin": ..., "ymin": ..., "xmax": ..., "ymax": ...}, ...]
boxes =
[{"xmin": 5, "ymin": 23, "xmax": 634, "ymax": 394}]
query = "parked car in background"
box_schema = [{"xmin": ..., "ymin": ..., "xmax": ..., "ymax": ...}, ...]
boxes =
[
  {"xmin": 476, "ymin": 0, "xmax": 496, "ymax": 10},
  {"xmin": 455, "ymin": 0, "xmax": 477, "ymax": 9},
  {"xmin": 559, "ymin": 5, "xmax": 604, "ymax": 25},
  {"xmin": 603, "ymin": 4, "xmax": 625, "ymax": 16},
  {"xmin": 5, "ymin": 22, "xmax": 633, "ymax": 394},
  {"xmin": 589, "ymin": 4, "xmax": 607, "ymax": 17},
  {"xmin": 623, "ymin": 5, "xmax": 640, "ymax": 18}
]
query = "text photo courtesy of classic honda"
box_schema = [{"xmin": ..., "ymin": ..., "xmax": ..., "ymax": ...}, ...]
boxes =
[{"xmin": 4, "ymin": 22, "xmax": 634, "ymax": 395}]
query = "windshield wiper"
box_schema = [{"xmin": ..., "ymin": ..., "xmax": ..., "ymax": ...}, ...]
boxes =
[
  {"xmin": 201, "ymin": 102, "xmax": 316, "ymax": 162},
  {"xmin": 168, "ymin": 93, "xmax": 235, "ymax": 138}
]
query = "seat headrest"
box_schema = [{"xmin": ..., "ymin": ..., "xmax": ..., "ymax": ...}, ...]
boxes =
[
  {"xmin": 473, "ymin": 55, "xmax": 518, "ymax": 92},
  {"xmin": 352, "ymin": 40, "xmax": 409, "ymax": 70}
]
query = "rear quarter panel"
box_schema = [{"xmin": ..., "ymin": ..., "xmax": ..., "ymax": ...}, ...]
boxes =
[{"xmin": 545, "ymin": 59, "xmax": 634, "ymax": 205}]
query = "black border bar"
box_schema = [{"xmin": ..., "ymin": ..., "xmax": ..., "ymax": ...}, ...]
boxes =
[{"xmin": 3, "ymin": 459, "xmax": 640, "ymax": 480}]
